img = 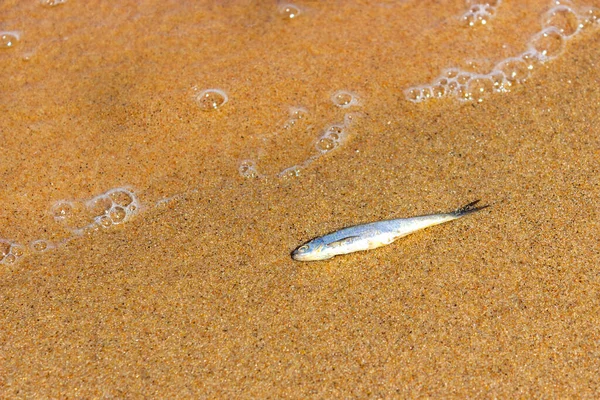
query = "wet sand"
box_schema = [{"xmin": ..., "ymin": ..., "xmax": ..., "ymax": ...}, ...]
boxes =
[{"xmin": 2, "ymin": 0, "xmax": 600, "ymax": 397}]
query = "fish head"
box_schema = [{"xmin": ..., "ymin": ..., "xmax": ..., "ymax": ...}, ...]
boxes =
[{"xmin": 291, "ymin": 238, "xmax": 332, "ymax": 261}]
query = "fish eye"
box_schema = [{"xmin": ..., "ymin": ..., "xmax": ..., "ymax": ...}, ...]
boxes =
[{"xmin": 297, "ymin": 245, "xmax": 309, "ymax": 253}]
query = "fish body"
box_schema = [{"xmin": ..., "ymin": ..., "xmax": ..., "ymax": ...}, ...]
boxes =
[{"xmin": 292, "ymin": 200, "xmax": 487, "ymax": 261}]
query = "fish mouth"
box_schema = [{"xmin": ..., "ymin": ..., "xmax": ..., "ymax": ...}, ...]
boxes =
[
  {"xmin": 291, "ymin": 249, "xmax": 314, "ymax": 261},
  {"xmin": 291, "ymin": 250, "xmax": 305, "ymax": 261},
  {"xmin": 292, "ymin": 250, "xmax": 332, "ymax": 262}
]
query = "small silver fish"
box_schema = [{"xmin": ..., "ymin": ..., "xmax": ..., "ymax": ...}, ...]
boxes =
[{"xmin": 292, "ymin": 200, "xmax": 488, "ymax": 261}]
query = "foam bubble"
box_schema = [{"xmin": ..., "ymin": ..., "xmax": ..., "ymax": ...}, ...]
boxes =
[
  {"xmin": 108, "ymin": 189, "xmax": 134, "ymax": 207},
  {"xmin": 11, "ymin": 245, "xmax": 24, "ymax": 257},
  {"xmin": 194, "ymin": 89, "xmax": 228, "ymax": 111},
  {"xmin": 456, "ymin": 73, "xmax": 472, "ymax": 85},
  {"xmin": 0, "ymin": 240, "xmax": 25, "ymax": 265},
  {"xmin": 430, "ymin": 83, "xmax": 446, "ymax": 98},
  {"xmin": 543, "ymin": 6, "xmax": 580, "ymax": 36},
  {"xmin": 447, "ymin": 80, "xmax": 459, "ymax": 92},
  {"xmin": 96, "ymin": 188, "xmax": 140, "ymax": 225},
  {"xmin": 404, "ymin": 88, "xmax": 421, "ymax": 102},
  {"xmin": 489, "ymin": 71, "xmax": 505, "ymax": 92},
  {"xmin": 466, "ymin": 76, "xmax": 494, "ymax": 102},
  {"xmin": 529, "ymin": 27, "xmax": 565, "ymax": 60},
  {"xmin": 0, "ymin": 32, "xmax": 21, "ymax": 49},
  {"xmin": 456, "ymin": 86, "xmax": 470, "ymax": 101},
  {"xmin": 315, "ymin": 124, "xmax": 346, "ymax": 153},
  {"xmin": 420, "ymin": 87, "xmax": 434, "ymax": 101},
  {"xmin": 325, "ymin": 125, "xmax": 344, "ymax": 139},
  {"xmin": 3, "ymin": 254, "xmax": 17, "ymax": 264},
  {"xmin": 497, "ymin": 57, "xmax": 530, "ymax": 84},
  {"xmin": 278, "ymin": 3, "xmax": 302, "ymax": 19},
  {"xmin": 109, "ymin": 206, "xmax": 127, "ymax": 224},
  {"xmin": 54, "ymin": 187, "xmax": 140, "ymax": 234},
  {"xmin": 96, "ymin": 215, "xmax": 112, "ymax": 228},
  {"xmin": 315, "ymin": 137, "xmax": 336, "ymax": 153},
  {"xmin": 443, "ymin": 68, "xmax": 460, "ymax": 79},
  {"xmin": 520, "ymin": 51, "xmax": 542, "ymax": 72},
  {"xmin": 52, "ymin": 201, "xmax": 75, "ymax": 221},
  {"xmin": 331, "ymin": 91, "xmax": 360, "ymax": 108},
  {"xmin": 30, "ymin": 239, "xmax": 53, "ymax": 252},
  {"xmin": 86, "ymin": 196, "xmax": 113, "ymax": 217}
]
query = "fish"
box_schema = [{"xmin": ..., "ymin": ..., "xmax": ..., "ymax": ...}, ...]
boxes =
[{"xmin": 291, "ymin": 200, "xmax": 488, "ymax": 261}]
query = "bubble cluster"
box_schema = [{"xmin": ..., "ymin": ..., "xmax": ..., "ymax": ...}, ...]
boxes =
[
  {"xmin": 278, "ymin": 3, "xmax": 302, "ymax": 19},
  {"xmin": 194, "ymin": 88, "xmax": 228, "ymax": 111},
  {"xmin": 52, "ymin": 187, "xmax": 140, "ymax": 235},
  {"xmin": 0, "ymin": 239, "xmax": 24, "ymax": 265},
  {"xmin": 238, "ymin": 98, "xmax": 361, "ymax": 180},
  {"xmin": 461, "ymin": 1, "xmax": 501, "ymax": 27},
  {"xmin": 0, "ymin": 31, "xmax": 20, "ymax": 49},
  {"xmin": 274, "ymin": 113, "xmax": 358, "ymax": 178},
  {"xmin": 406, "ymin": 2, "xmax": 599, "ymax": 103},
  {"xmin": 89, "ymin": 188, "xmax": 138, "ymax": 228},
  {"xmin": 331, "ymin": 91, "xmax": 360, "ymax": 108},
  {"xmin": 0, "ymin": 188, "xmax": 140, "ymax": 266},
  {"xmin": 315, "ymin": 124, "xmax": 345, "ymax": 154}
]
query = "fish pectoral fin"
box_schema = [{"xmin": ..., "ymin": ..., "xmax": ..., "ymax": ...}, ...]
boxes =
[{"xmin": 326, "ymin": 236, "xmax": 362, "ymax": 249}]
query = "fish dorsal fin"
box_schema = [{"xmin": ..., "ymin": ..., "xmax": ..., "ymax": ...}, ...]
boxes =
[{"xmin": 326, "ymin": 236, "xmax": 361, "ymax": 248}]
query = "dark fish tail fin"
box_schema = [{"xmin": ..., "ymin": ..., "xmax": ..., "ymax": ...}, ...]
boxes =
[{"xmin": 452, "ymin": 200, "xmax": 490, "ymax": 217}]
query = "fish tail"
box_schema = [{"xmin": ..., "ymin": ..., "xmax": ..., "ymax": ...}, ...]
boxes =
[{"xmin": 451, "ymin": 200, "xmax": 489, "ymax": 217}]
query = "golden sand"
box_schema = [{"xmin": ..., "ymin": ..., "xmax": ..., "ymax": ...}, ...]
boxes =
[{"xmin": 1, "ymin": 0, "xmax": 600, "ymax": 397}]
